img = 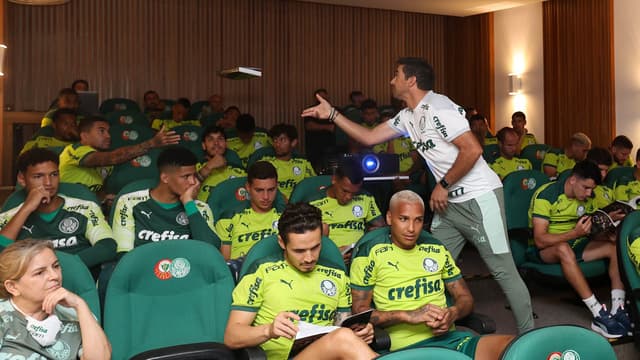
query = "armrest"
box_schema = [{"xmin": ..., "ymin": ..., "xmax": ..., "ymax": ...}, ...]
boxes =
[
  {"xmin": 130, "ymin": 342, "xmax": 235, "ymax": 360},
  {"xmin": 455, "ymin": 312, "xmax": 497, "ymax": 334},
  {"xmin": 371, "ymin": 326, "xmax": 391, "ymax": 351},
  {"xmin": 233, "ymin": 346, "xmax": 267, "ymax": 360}
]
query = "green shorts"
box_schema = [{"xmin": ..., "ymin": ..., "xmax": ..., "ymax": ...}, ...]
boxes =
[
  {"xmin": 404, "ymin": 330, "xmax": 480, "ymax": 358},
  {"xmin": 527, "ymin": 237, "xmax": 590, "ymax": 263}
]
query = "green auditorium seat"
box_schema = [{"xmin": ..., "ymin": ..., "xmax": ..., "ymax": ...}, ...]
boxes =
[
  {"xmin": 617, "ymin": 210, "xmax": 640, "ymax": 347},
  {"xmin": 375, "ymin": 347, "xmax": 472, "ymax": 359},
  {"xmin": 104, "ymin": 110, "xmax": 149, "ymax": 127},
  {"xmin": 499, "ymin": 325, "xmax": 616, "ymax": 359},
  {"xmin": 108, "ymin": 123, "xmax": 154, "ymax": 150},
  {"xmin": 56, "ymin": 251, "xmax": 101, "ymax": 323},
  {"xmin": 520, "ymin": 144, "xmax": 550, "ymax": 172},
  {"xmin": 187, "ymin": 100, "xmax": 209, "ymax": 119},
  {"xmin": 172, "ymin": 124, "xmax": 204, "ymax": 159},
  {"xmin": 103, "ymin": 240, "xmax": 237, "ymax": 359},
  {"xmin": 206, "ymin": 176, "xmax": 286, "ymax": 221},
  {"xmin": 604, "ymin": 166, "xmax": 635, "ymax": 189},
  {"xmin": 289, "ymin": 175, "xmax": 332, "ymax": 203},
  {"xmin": 103, "ymin": 148, "xmax": 161, "ymax": 195},
  {"xmin": 99, "ymin": 98, "xmax": 141, "ymax": 114}
]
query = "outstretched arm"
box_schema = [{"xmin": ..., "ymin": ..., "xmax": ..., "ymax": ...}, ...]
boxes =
[
  {"xmin": 301, "ymin": 94, "xmax": 398, "ymax": 146},
  {"xmin": 81, "ymin": 126, "xmax": 181, "ymax": 167}
]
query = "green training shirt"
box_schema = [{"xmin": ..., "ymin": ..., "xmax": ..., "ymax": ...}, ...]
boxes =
[
  {"xmin": 150, "ymin": 118, "xmax": 201, "ymax": 130},
  {"xmin": 542, "ymin": 152, "xmax": 575, "ymax": 176},
  {"xmin": 490, "ymin": 156, "xmax": 532, "ymax": 180},
  {"xmin": 528, "ymin": 178, "xmax": 597, "ymax": 245},
  {"xmin": 232, "ymin": 254, "xmax": 351, "ymax": 359},
  {"xmin": 0, "ymin": 195, "xmax": 115, "ymax": 267},
  {"xmin": 350, "ymin": 228, "xmax": 462, "ymax": 350},
  {"xmin": 59, "ymin": 144, "xmax": 113, "ymax": 192},
  {"xmin": 196, "ymin": 163, "xmax": 247, "ymax": 202},
  {"xmin": 308, "ymin": 188, "xmax": 382, "ymax": 247},
  {"xmin": 112, "ymin": 189, "xmax": 219, "ymax": 252},
  {"xmin": 261, "ymin": 156, "xmax": 316, "ymax": 199},
  {"xmin": 614, "ymin": 179, "xmax": 640, "ymax": 209},
  {"xmin": 215, "ymin": 207, "xmax": 281, "ymax": 259},
  {"xmin": 227, "ymin": 133, "xmax": 272, "ymax": 166},
  {"xmin": 20, "ymin": 136, "xmax": 72, "ymax": 155}
]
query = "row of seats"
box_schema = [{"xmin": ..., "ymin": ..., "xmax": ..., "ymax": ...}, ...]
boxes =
[
  {"xmin": 99, "ymin": 97, "xmax": 217, "ymax": 121},
  {"xmin": 483, "ymin": 143, "xmax": 559, "ymax": 171},
  {"xmin": 60, "ymin": 228, "xmax": 619, "ymax": 359}
]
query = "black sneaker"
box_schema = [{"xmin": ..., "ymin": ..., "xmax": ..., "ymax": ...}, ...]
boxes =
[
  {"xmin": 591, "ymin": 307, "xmax": 626, "ymax": 338},
  {"xmin": 612, "ymin": 308, "xmax": 633, "ymax": 336}
]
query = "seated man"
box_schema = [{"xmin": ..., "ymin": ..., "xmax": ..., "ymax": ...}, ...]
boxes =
[
  {"xmin": 151, "ymin": 97, "xmax": 200, "ymax": 130},
  {"xmin": 216, "ymin": 105, "xmax": 241, "ymax": 129},
  {"xmin": 196, "ymin": 125, "xmax": 246, "ymax": 202},
  {"xmin": 215, "ymin": 161, "xmax": 281, "ymax": 260},
  {"xmin": 469, "ymin": 114, "xmax": 497, "ymax": 146},
  {"xmin": 111, "ymin": 146, "xmax": 220, "ymax": 254},
  {"xmin": 41, "ymin": 88, "xmax": 81, "ymax": 128},
  {"xmin": 614, "ymin": 148, "xmax": 640, "ymax": 208},
  {"xmin": 350, "ymin": 190, "xmax": 513, "ymax": 358},
  {"xmin": 609, "ymin": 135, "xmax": 634, "ymax": 170},
  {"xmin": 529, "ymin": 160, "xmax": 631, "ymax": 337},
  {"xmin": 0, "ymin": 148, "xmax": 116, "ymax": 269},
  {"xmin": 224, "ymin": 202, "xmax": 377, "ymax": 360},
  {"xmin": 21, "ymin": 108, "xmax": 79, "ymax": 155},
  {"xmin": 261, "ymin": 123, "xmax": 316, "ymax": 200},
  {"xmin": 199, "ymin": 93, "xmax": 225, "ymax": 120},
  {"xmin": 511, "ymin": 111, "xmax": 537, "ymax": 151},
  {"xmin": 142, "ymin": 90, "xmax": 167, "ymax": 121},
  {"xmin": 543, "ymin": 132, "xmax": 591, "ymax": 179},
  {"xmin": 227, "ymin": 113, "xmax": 271, "ymax": 166},
  {"xmin": 586, "ymin": 147, "xmax": 617, "ymax": 209},
  {"xmin": 308, "ymin": 161, "xmax": 385, "ymax": 251},
  {"xmin": 490, "ymin": 127, "xmax": 532, "ymax": 180},
  {"xmin": 59, "ymin": 116, "xmax": 180, "ymax": 194}
]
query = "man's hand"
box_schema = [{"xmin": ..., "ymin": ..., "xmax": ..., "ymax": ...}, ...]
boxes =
[
  {"xmin": 205, "ymin": 154, "xmax": 226, "ymax": 171},
  {"xmin": 425, "ymin": 306, "xmax": 455, "ymax": 336},
  {"xmin": 351, "ymin": 322, "xmax": 374, "ymax": 344},
  {"xmin": 301, "ymin": 94, "xmax": 333, "ymax": 119},
  {"xmin": 268, "ymin": 312, "xmax": 300, "ymax": 340},
  {"xmin": 179, "ymin": 179, "xmax": 201, "ymax": 204},
  {"xmin": 574, "ymin": 215, "xmax": 592, "ymax": 237},
  {"xmin": 151, "ymin": 125, "xmax": 181, "ymax": 147},
  {"xmin": 608, "ymin": 209, "xmax": 626, "ymax": 223},
  {"xmin": 24, "ymin": 186, "xmax": 52, "ymax": 211},
  {"xmin": 429, "ymin": 184, "xmax": 449, "ymax": 213},
  {"xmin": 406, "ymin": 303, "xmax": 446, "ymax": 326}
]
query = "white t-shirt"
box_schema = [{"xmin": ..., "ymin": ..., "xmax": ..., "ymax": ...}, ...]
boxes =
[{"xmin": 386, "ymin": 91, "xmax": 501, "ymax": 203}]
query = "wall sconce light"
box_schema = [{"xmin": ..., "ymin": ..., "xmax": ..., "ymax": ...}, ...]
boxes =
[
  {"xmin": 0, "ymin": 44, "xmax": 6, "ymax": 76},
  {"xmin": 508, "ymin": 73, "xmax": 522, "ymax": 95}
]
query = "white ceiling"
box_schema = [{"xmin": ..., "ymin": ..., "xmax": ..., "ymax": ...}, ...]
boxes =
[{"xmin": 296, "ymin": 0, "xmax": 545, "ymax": 17}]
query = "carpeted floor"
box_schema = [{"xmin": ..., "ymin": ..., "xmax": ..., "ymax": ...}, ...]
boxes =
[{"xmin": 458, "ymin": 245, "xmax": 639, "ymax": 359}]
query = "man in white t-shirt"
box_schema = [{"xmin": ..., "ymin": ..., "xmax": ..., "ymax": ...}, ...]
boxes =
[{"xmin": 302, "ymin": 57, "xmax": 534, "ymax": 334}]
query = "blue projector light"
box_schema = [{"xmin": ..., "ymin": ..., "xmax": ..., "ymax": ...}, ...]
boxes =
[{"xmin": 361, "ymin": 154, "xmax": 380, "ymax": 174}]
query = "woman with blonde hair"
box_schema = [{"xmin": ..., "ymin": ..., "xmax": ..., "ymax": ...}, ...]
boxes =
[{"xmin": 0, "ymin": 240, "xmax": 110, "ymax": 359}]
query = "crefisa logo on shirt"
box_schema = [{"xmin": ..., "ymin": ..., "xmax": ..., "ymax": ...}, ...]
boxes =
[
  {"xmin": 176, "ymin": 212, "xmax": 189, "ymax": 226},
  {"xmin": 320, "ymin": 279, "xmax": 337, "ymax": 297},
  {"xmin": 58, "ymin": 217, "xmax": 80, "ymax": 234},
  {"xmin": 423, "ymin": 258, "xmax": 439, "ymax": 272},
  {"xmin": 352, "ymin": 205, "xmax": 363, "ymax": 217}
]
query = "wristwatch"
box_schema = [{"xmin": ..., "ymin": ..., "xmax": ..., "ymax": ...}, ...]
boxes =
[{"xmin": 439, "ymin": 178, "xmax": 450, "ymax": 189}]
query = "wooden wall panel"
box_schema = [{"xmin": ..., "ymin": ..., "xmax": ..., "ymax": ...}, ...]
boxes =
[
  {"xmin": 5, "ymin": 0, "xmax": 491, "ymax": 140},
  {"xmin": 543, "ymin": 0, "xmax": 615, "ymax": 148}
]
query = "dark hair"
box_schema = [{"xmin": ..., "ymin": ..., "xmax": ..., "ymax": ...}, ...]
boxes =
[
  {"xmin": 586, "ymin": 147, "xmax": 613, "ymax": 167},
  {"xmin": 224, "ymin": 106, "xmax": 240, "ymax": 114},
  {"xmin": 236, "ymin": 113, "xmax": 256, "ymax": 133},
  {"xmin": 278, "ymin": 203, "xmax": 322, "ymax": 244},
  {"xmin": 334, "ymin": 158, "xmax": 363, "ymax": 185},
  {"xmin": 202, "ymin": 125, "xmax": 226, "ymax": 141},
  {"xmin": 360, "ymin": 99, "xmax": 378, "ymax": 111},
  {"xmin": 247, "ymin": 161, "xmax": 277, "ymax": 183},
  {"xmin": 58, "ymin": 88, "xmax": 78, "ymax": 99},
  {"xmin": 636, "ymin": 148, "xmax": 640, "ymax": 162},
  {"xmin": 175, "ymin": 97, "xmax": 191, "ymax": 109},
  {"xmin": 52, "ymin": 108, "xmax": 77, "ymax": 124},
  {"xmin": 143, "ymin": 90, "xmax": 158, "ymax": 100},
  {"xmin": 496, "ymin": 127, "xmax": 518, "ymax": 142},
  {"xmin": 349, "ymin": 90, "xmax": 363, "ymax": 103},
  {"xmin": 468, "ymin": 114, "xmax": 486, "ymax": 124},
  {"xmin": 70, "ymin": 79, "xmax": 89, "ymax": 90},
  {"xmin": 269, "ymin": 123, "xmax": 298, "ymax": 141},
  {"xmin": 78, "ymin": 116, "xmax": 108, "ymax": 134},
  {"xmin": 17, "ymin": 148, "xmax": 59, "ymax": 174},
  {"xmin": 611, "ymin": 135, "xmax": 633, "ymax": 149},
  {"xmin": 157, "ymin": 146, "xmax": 197, "ymax": 171},
  {"xmin": 511, "ymin": 111, "xmax": 526, "ymax": 121},
  {"xmin": 396, "ymin": 57, "xmax": 435, "ymax": 91},
  {"xmin": 571, "ymin": 160, "xmax": 602, "ymax": 185}
]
